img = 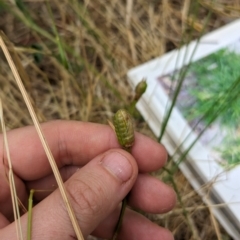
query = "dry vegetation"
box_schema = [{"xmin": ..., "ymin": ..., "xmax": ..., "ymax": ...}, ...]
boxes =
[{"xmin": 0, "ymin": 0, "xmax": 240, "ymax": 239}]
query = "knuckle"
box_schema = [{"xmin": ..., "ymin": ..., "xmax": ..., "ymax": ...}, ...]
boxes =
[{"xmin": 66, "ymin": 177, "xmax": 104, "ymax": 220}]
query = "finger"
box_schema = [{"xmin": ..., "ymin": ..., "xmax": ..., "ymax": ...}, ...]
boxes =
[
  {"xmin": 118, "ymin": 210, "xmax": 174, "ymax": 240},
  {"xmin": 0, "ymin": 213, "xmax": 9, "ymax": 229},
  {"xmin": 0, "ymin": 165, "xmax": 28, "ymax": 221},
  {"xmin": 0, "ymin": 165, "xmax": 79, "ymax": 220},
  {"xmin": 0, "ymin": 149, "xmax": 139, "ymax": 239},
  {"xmin": 26, "ymin": 165, "xmax": 79, "ymax": 201},
  {"xmin": 128, "ymin": 174, "xmax": 176, "ymax": 213},
  {"xmin": 2, "ymin": 120, "xmax": 167, "ymax": 180},
  {"xmin": 26, "ymin": 172, "xmax": 176, "ymax": 214},
  {"xmin": 92, "ymin": 208, "xmax": 174, "ymax": 240}
]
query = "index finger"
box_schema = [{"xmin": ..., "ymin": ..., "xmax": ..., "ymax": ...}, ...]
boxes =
[{"xmin": 1, "ymin": 120, "xmax": 167, "ymax": 180}]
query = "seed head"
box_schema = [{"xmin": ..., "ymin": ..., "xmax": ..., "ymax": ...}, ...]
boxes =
[
  {"xmin": 113, "ymin": 109, "xmax": 135, "ymax": 149},
  {"xmin": 134, "ymin": 79, "xmax": 147, "ymax": 101}
]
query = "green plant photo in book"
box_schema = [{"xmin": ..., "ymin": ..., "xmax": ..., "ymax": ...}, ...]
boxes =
[{"xmin": 161, "ymin": 47, "xmax": 240, "ymax": 168}]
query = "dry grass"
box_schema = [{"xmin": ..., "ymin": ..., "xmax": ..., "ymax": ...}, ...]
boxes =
[{"xmin": 0, "ymin": 0, "xmax": 239, "ymax": 239}]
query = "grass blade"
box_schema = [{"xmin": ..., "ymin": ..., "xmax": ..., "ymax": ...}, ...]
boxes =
[
  {"xmin": 0, "ymin": 99, "xmax": 23, "ymax": 240},
  {"xmin": 0, "ymin": 32, "xmax": 84, "ymax": 240}
]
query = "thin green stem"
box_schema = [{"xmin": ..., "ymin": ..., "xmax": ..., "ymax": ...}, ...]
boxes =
[
  {"xmin": 158, "ymin": 10, "xmax": 212, "ymax": 141},
  {"xmin": 27, "ymin": 189, "xmax": 35, "ymax": 240},
  {"xmin": 111, "ymin": 196, "xmax": 128, "ymax": 240},
  {"xmin": 167, "ymin": 172, "xmax": 201, "ymax": 240},
  {"xmin": 46, "ymin": 1, "xmax": 71, "ymax": 71},
  {"xmin": 111, "ymin": 147, "xmax": 131, "ymax": 240}
]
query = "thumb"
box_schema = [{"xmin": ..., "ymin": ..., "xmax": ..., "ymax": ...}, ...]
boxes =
[{"xmin": 0, "ymin": 149, "xmax": 138, "ymax": 239}]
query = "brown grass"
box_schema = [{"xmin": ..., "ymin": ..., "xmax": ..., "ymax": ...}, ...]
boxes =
[{"xmin": 0, "ymin": 0, "xmax": 239, "ymax": 239}]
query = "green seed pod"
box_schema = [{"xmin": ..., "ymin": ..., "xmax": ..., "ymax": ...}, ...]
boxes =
[
  {"xmin": 113, "ymin": 109, "xmax": 135, "ymax": 149},
  {"xmin": 134, "ymin": 79, "xmax": 147, "ymax": 101}
]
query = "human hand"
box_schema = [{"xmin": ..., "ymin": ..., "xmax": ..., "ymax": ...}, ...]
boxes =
[{"xmin": 0, "ymin": 120, "xmax": 176, "ymax": 240}]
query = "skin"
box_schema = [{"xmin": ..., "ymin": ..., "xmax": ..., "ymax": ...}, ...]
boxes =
[{"xmin": 0, "ymin": 120, "xmax": 176, "ymax": 240}]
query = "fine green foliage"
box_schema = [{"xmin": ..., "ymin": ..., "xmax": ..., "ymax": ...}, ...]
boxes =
[
  {"xmin": 217, "ymin": 132, "xmax": 240, "ymax": 168},
  {"xmin": 187, "ymin": 48, "xmax": 240, "ymax": 128},
  {"xmin": 176, "ymin": 48, "xmax": 240, "ymax": 167}
]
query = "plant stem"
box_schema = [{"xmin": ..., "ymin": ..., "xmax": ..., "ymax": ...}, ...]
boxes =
[
  {"xmin": 111, "ymin": 146, "xmax": 131, "ymax": 240},
  {"xmin": 111, "ymin": 196, "xmax": 128, "ymax": 240},
  {"xmin": 158, "ymin": 9, "xmax": 212, "ymax": 142},
  {"xmin": 27, "ymin": 189, "xmax": 35, "ymax": 240}
]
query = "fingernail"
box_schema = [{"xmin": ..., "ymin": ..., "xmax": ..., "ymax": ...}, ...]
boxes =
[{"xmin": 102, "ymin": 152, "xmax": 133, "ymax": 182}]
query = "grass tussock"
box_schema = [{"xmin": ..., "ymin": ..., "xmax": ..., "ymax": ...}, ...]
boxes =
[{"xmin": 0, "ymin": 0, "xmax": 239, "ymax": 239}]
